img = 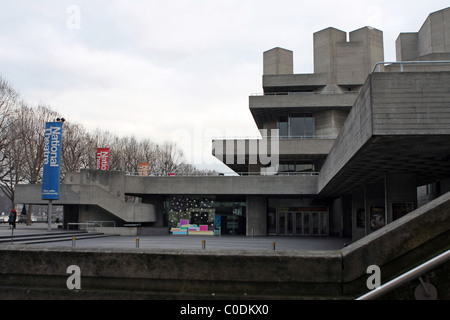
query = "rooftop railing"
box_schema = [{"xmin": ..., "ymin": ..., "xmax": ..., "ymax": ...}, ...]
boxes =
[
  {"xmin": 372, "ymin": 60, "xmax": 450, "ymax": 73},
  {"xmin": 251, "ymin": 91, "xmax": 359, "ymax": 96},
  {"xmin": 212, "ymin": 135, "xmax": 337, "ymax": 140},
  {"xmin": 126, "ymin": 171, "xmax": 320, "ymax": 177}
]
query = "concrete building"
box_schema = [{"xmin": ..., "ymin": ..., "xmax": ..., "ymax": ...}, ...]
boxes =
[{"xmin": 15, "ymin": 7, "xmax": 450, "ymax": 242}]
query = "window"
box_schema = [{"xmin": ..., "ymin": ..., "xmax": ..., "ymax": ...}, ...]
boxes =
[
  {"xmin": 277, "ymin": 114, "xmax": 315, "ymax": 138},
  {"xmin": 277, "ymin": 116, "xmax": 288, "ymax": 137},
  {"xmin": 278, "ymin": 160, "xmax": 314, "ymax": 173}
]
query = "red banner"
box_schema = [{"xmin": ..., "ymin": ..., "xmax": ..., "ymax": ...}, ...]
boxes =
[{"xmin": 96, "ymin": 148, "xmax": 109, "ymax": 170}]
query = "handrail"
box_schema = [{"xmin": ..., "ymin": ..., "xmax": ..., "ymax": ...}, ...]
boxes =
[
  {"xmin": 85, "ymin": 221, "xmax": 116, "ymax": 228},
  {"xmin": 212, "ymin": 135, "xmax": 337, "ymax": 140},
  {"xmin": 126, "ymin": 171, "xmax": 320, "ymax": 177},
  {"xmin": 251, "ymin": 91, "xmax": 359, "ymax": 96},
  {"xmin": 372, "ymin": 61, "xmax": 450, "ymax": 73},
  {"xmin": 356, "ymin": 249, "xmax": 450, "ymax": 300},
  {"xmin": 67, "ymin": 222, "xmax": 96, "ymax": 232}
]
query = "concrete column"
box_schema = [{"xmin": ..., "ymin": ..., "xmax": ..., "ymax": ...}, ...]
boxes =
[
  {"xmin": 143, "ymin": 196, "xmax": 165, "ymax": 227},
  {"xmin": 263, "ymin": 48, "xmax": 293, "ymax": 75},
  {"xmin": 246, "ymin": 196, "xmax": 267, "ymax": 236},
  {"xmin": 385, "ymin": 173, "xmax": 417, "ymax": 224},
  {"xmin": 351, "ymin": 189, "xmax": 365, "ymax": 241},
  {"xmin": 364, "ymin": 182, "xmax": 385, "ymax": 235}
]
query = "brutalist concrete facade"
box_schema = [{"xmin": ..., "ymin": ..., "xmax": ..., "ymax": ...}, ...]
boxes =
[{"xmin": 15, "ymin": 7, "xmax": 450, "ymax": 241}]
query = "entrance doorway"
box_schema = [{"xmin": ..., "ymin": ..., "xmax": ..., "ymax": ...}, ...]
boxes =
[{"xmin": 276, "ymin": 208, "xmax": 329, "ymax": 236}]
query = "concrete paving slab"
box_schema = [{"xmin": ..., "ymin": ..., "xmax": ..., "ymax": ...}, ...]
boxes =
[{"xmin": 0, "ymin": 224, "xmax": 351, "ymax": 252}]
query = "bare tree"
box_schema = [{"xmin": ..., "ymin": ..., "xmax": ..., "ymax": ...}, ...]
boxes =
[
  {"xmin": 61, "ymin": 122, "xmax": 92, "ymax": 175},
  {"xmin": 156, "ymin": 141, "xmax": 185, "ymax": 175},
  {"xmin": 0, "ymin": 77, "xmax": 20, "ymax": 208}
]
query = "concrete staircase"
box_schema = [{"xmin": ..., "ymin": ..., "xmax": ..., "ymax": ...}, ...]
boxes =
[{"xmin": 0, "ymin": 230, "xmax": 112, "ymax": 245}]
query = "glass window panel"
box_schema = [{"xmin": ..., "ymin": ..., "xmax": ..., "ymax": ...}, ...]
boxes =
[
  {"xmin": 278, "ymin": 116, "xmax": 288, "ymax": 137},
  {"xmin": 290, "ymin": 116, "xmax": 305, "ymax": 138},
  {"xmin": 304, "ymin": 116, "xmax": 315, "ymax": 138}
]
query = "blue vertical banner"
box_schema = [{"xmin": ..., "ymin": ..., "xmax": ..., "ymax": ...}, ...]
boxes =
[{"xmin": 42, "ymin": 122, "xmax": 63, "ymax": 200}]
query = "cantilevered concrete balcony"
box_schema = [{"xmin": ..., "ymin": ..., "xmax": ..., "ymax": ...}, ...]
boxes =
[
  {"xmin": 250, "ymin": 92, "xmax": 357, "ymax": 109},
  {"xmin": 318, "ymin": 71, "xmax": 450, "ymax": 197},
  {"xmin": 212, "ymin": 137, "xmax": 335, "ymax": 173},
  {"xmin": 263, "ymin": 73, "xmax": 327, "ymax": 92},
  {"xmin": 249, "ymin": 92, "xmax": 357, "ymax": 128}
]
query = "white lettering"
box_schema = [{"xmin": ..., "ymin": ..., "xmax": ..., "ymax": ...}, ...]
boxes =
[
  {"xmin": 180, "ymin": 304, "xmax": 214, "ymax": 318},
  {"xmin": 366, "ymin": 265, "xmax": 381, "ymax": 290},
  {"xmin": 67, "ymin": 5, "xmax": 81, "ymax": 30},
  {"xmin": 43, "ymin": 125, "xmax": 61, "ymax": 168},
  {"xmin": 66, "ymin": 265, "xmax": 81, "ymax": 290}
]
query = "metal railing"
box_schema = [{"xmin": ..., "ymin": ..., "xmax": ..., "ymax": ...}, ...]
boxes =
[
  {"xmin": 251, "ymin": 91, "xmax": 359, "ymax": 96},
  {"xmin": 356, "ymin": 249, "xmax": 450, "ymax": 300},
  {"xmin": 85, "ymin": 221, "xmax": 116, "ymax": 228},
  {"xmin": 67, "ymin": 222, "xmax": 96, "ymax": 232},
  {"xmin": 126, "ymin": 171, "xmax": 319, "ymax": 177},
  {"xmin": 212, "ymin": 135, "xmax": 337, "ymax": 140},
  {"xmin": 372, "ymin": 61, "xmax": 450, "ymax": 73}
]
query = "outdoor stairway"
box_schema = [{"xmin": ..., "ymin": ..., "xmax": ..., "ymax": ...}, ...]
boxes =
[{"xmin": 0, "ymin": 230, "xmax": 114, "ymax": 245}]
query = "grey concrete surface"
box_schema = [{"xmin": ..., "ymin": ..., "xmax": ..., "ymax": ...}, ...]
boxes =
[{"xmin": 0, "ymin": 224, "xmax": 350, "ymax": 251}]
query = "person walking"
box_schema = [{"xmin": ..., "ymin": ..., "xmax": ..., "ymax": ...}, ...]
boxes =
[{"xmin": 8, "ymin": 209, "xmax": 17, "ymax": 229}]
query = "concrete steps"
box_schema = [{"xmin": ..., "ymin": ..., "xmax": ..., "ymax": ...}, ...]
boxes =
[{"xmin": 0, "ymin": 230, "xmax": 114, "ymax": 245}]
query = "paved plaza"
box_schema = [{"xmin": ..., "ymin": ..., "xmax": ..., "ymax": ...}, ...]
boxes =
[{"xmin": 0, "ymin": 223, "xmax": 351, "ymax": 252}]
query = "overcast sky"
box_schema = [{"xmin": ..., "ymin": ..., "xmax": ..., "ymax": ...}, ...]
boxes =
[{"xmin": 0, "ymin": 0, "xmax": 449, "ymax": 172}]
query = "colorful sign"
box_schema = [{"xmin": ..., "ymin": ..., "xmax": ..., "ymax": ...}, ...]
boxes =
[
  {"xmin": 138, "ymin": 163, "xmax": 150, "ymax": 176},
  {"xmin": 42, "ymin": 122, "xmax": 63, "ymax": 200},
  {"xmin": 96, "ymin": 148, "xmax": 109, "ymax": 170}
]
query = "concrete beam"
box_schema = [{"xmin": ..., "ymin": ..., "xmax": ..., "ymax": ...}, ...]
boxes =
[{"xmin": 125, "ymin": 175, "xmax": 319, "ymax": 196}]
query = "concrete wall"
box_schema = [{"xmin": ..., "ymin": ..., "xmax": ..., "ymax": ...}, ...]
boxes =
[
  {"xmin": 2, "ymin": 190, "xmax": 450, "ymax": 300},
  {"xmin": 318, "ymin": 74, "xmax": 373, "ymax": 192},
  {"xmin": 246, "ymin": 196, "xmax": 267, "ymax": 236},
  {"xmin": 371, "ymin": 72, "xmax": 450, "ymax": 135},
  {"xmin": 315, "ymin": 109, "xmax": 349, "ymax": 138}
]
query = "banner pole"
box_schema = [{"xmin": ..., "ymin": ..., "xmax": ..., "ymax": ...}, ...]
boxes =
[{"xmin": 48, "ymin": 199, "xmax": 53, "ymax": 231}]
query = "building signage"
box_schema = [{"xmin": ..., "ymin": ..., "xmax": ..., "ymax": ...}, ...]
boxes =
[
  {"xmin": 138, "ymin": 163, "xmax": 150, "ymax": 176},
  {"xmin": 42, "ymin": 122, "xmax": 63, "ymax": 200},
  {"xmin": 96, "ymin": 148, "xmax": 110, "ymax": 170}
]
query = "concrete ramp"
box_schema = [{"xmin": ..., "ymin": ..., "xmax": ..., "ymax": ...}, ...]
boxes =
[{"xmin": 14, "ymin": 183, "xmax": 156, "ymax": 224}]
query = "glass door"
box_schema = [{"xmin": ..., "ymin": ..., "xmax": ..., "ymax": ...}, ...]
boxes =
[
  {"xmin": 303, "ymin": 212, "xmax": 310, "ymax": 235},
  {"xmin": 278, "ymin": 211, "xmax": 286, "ymax": 235},
  {"xmin": 286, "ymin": 212, "xmax": 294, "ymax": 235},
  {"xmin": 276, "ymin": 208, "xmax": 328, "ymax": 236},
  {"xmin": 312, "ymin": 212, "xmax": 319, "ymax": 235},
  {"xmin": 295, "ymin": 212, "xmax": 303, "ymax": 235}
]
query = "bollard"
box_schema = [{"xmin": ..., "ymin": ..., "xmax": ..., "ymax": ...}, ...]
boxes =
[
  {"xmin": 136, "ymin": 238, "xmax": 140, "ymax": 248},
  {"xmin": 202, "ymin": 240, "xmax": 206, "ymax": 250},
  {"xmin": 273, "ymin": 242, "xmax": 276, "ymax": 251},
  {"xmin": 72, "ymin": 237, "xmax": 76, "ymax": 248}
]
